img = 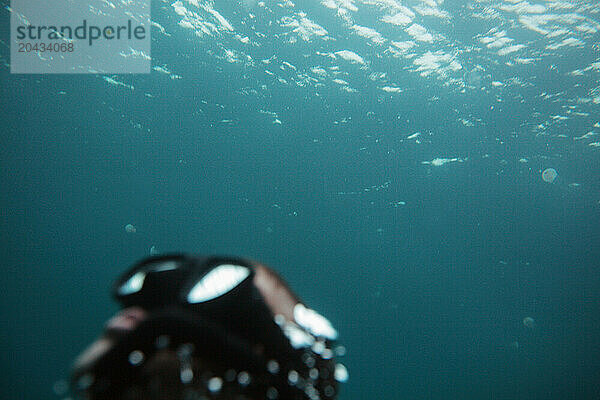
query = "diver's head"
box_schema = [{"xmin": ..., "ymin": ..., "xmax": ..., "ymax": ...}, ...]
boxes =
[{"xmin": 71, "ymin": 254, "xmax": 347, "ymax": 400}]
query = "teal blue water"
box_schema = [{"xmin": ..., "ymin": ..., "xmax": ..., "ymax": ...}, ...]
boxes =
[{"xmin": 1, "ymin": 1, "xmax": 600, "ymax": 399}]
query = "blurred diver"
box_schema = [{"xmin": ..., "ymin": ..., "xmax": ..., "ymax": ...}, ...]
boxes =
[{"xmin": 71, "ymin": 254, "xmax": 347, "ymax": 400}]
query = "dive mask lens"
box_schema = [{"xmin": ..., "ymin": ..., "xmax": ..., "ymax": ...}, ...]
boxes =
[
  {"xmin": 112, "ymin": 255, "xmax": 192, "ymax": 309},
  {"xmin": 113, "ymin": 255, "xmax": 256, "ymax": 311},
  {"xmin": 185, "ymin": 262, "xmax": 252, "ymax": 303}
]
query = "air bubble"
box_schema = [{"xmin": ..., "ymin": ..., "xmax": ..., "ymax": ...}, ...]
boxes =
[
  {"xmin": 309, "ymin": 368, "xmax": 319, "ymax": 380},
  {"xmin": 177, "ymin": 343, "xmax": 195, "ymax": 360},
  {"xmin": 266, "ymin": 387, "xmax": 279, "ymax": 399},
  {"xmin": 267, "ymin": 359, "xmax": 280, "ymax": 374},
  {"xmin": 77, "ymin": 374, "xmax": 94, "ymax": 390},
  {"xmin": 302, "ymin": 353, "xmax": 315, "ymax": 367},
  {"xmin": 207, "ymin": 377, "xmax": 223, "ymax": 393},
  {"xmin": 274, "ymin": 314, "xmax": 286, "ymax": 326},
  {"xmin": 304, "ymin": 384, "xmax": 319, "ymax": 400},
  {"xmin": 155, "ymin": 335, "xmax": 170, "ymax": 349},
  {"xmin": 335, "ymin": 345, "xmax": 346, "ymax": 356},
  {"xmin": 180, "ymin": 367, "xmax": 194, "ymax": 384},
  {"xmin": 321, "ymin": 348, "xmax": 333, "ymax": 359},
  {"xmin": 288, "ymin": 370, "xmax": 299, "ymax": 385},
  {"xmin": 224, "ymin": 369, "xmax": 237, "ymax": 382},
  {"xmin": 334, "ymin": 363, "xmax": 348, "ymax": 383},
  {"xmin": 128, "ymin": 350, "xmax": 145, "ymax": 365},
  {"xmin": 312, "ymin": 341, "xmax": 325, "ymax": 354},
  {"xmin": 237, "ymin": 371, "xmax": 251, "ymax": 386},
  {"xmin": 324, "ymin": 385, "xmax": 336, "ymax": 397},
  {"xmin": 52, "ymin": 380, "xmax": 68, "ymax": 396}
]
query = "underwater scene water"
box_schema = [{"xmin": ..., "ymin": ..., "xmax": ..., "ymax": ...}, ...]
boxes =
[{"xmin": 1, "ymin": 0, "xmax": 600, "ymax": 399}]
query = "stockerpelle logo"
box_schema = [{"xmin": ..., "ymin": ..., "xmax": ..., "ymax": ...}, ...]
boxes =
[{"xmin": 10, "ymin": 0, "xmax": 151, "ymax": 74}]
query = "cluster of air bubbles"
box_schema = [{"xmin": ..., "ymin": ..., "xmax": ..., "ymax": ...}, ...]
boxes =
[
  {"xmin": 274, "ymin": 309, "xmax": 348, "ymax": 399},
  {"xmin": 507, "ymin": 317, "xmax": 536, "ymax": 351},
  {"xmin": 64, "ymin": 308, "xmax": 347, "ymax": 400}
]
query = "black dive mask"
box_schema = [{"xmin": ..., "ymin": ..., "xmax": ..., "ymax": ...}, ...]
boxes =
[{"xmin": 113, "ymin": 254, "xmax": 291, "ymax": 354}]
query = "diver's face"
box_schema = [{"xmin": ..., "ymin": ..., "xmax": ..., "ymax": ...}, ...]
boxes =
[{"xmin": 72, "ymin": 307, "xmax": 148, "ymax": 373}]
